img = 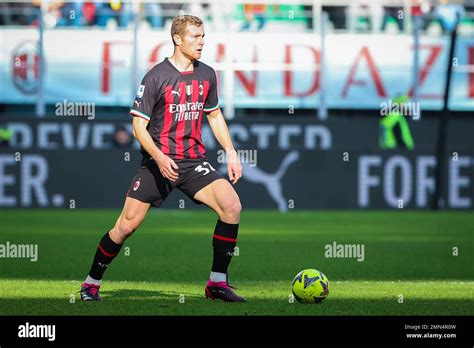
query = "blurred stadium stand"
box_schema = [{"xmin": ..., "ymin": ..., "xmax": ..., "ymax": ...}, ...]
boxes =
[{"xmin": 1, "ymin": 0, "xmax": 472, "ymax": 32}]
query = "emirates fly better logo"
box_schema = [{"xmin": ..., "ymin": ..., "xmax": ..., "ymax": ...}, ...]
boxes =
[
  {"xmin": 169, "ymin": 101, "xmax": 204, "ymax": 121},
  {"xmin": 169, "ymin": 83, "xmax": 205, "ymax": 121}
]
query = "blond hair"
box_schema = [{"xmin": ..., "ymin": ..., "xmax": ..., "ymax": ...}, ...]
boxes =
[{"xmin": 171, "ymin": 15, "xmax": 203, "ymax": 46}]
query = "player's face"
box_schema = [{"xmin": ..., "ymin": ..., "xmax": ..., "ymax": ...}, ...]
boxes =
[{"xmin": 180, "ymin": 25, "xmax": 205, "ymax": 60}]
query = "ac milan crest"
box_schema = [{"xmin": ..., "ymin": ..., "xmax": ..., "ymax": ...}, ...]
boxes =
[{"xmin": 133, "ymin": 180, "xmax": 141, "ymax": 191}]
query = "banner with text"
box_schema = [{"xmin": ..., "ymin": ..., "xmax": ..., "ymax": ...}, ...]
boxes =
[
  {"xmin": 0, "ymin": 29, "xmax": 473, "ymax": 110},
  {"xmin": 0, "ymin": 116, "xmax": 472, "ymax": 209}
]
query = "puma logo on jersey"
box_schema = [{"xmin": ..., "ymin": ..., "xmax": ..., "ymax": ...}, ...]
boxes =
[{"xmin": 171, "ymin": 89, "xmax": 181, "ymax": 97}]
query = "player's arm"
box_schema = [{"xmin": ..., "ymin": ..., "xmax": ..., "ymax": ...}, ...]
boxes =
[
  {"xmin": 207, "ymin": 107, "xmax": 242, "ymax": 184},
  {"xmin": 132, "ymin": 117, "xmax": 178, "ymax": 181}
]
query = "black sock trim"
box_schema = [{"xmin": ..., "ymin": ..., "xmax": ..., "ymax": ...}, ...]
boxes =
[
  {"xmin": 99, "ymin": 232, "xmax": 122, "ymax": 256},
  {"xmin": 214, "ymin": 219, "xmax": 239, "ymax": 239},
  {"xmin": 211, "ymin": 220, "xmax": 239, "ymax": 274},
  {"xmin": 88, "ymin": 232, "xmax": 123, "ymax": 280}
]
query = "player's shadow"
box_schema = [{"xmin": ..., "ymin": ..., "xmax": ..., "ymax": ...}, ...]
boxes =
[{"xmin": 103, "ymin": 288, "xmax": 201, "ymax": 301}]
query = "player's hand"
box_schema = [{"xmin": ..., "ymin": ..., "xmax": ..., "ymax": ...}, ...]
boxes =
[
  {"xmin": 155, "ymin": 154, "xmax": 179, "ymax": 182},
  {"xmin": 227, "ymin": 150, "xmax": 242, "ymax": 185}
]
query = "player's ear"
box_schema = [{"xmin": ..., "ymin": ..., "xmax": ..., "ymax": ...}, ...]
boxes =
[{"xmin": 173, "ymin": 34, "xmax": 182, "ymax": 46}]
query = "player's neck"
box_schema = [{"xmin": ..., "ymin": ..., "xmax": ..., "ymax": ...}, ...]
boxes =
[{"xmin": 168, "ymin": 53, "xmax": 194, "ymax": 73}]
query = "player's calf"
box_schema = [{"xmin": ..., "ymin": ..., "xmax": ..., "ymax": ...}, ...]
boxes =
[
  {"xmin": 204, "ymin": 219, "xmax": 246, "ymax": 302},
  {"xmin": 80, "ymin": 198, "xmax": 148, "ymax": 301},
  {"xmin": 80, "ymin": 231, "xmax": 122, "ymax": 301}
]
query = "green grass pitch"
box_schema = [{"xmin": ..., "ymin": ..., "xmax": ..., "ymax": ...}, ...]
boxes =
[{"xmin": 0, "ymin": 210, "xmax": 473, "ymax": 315}]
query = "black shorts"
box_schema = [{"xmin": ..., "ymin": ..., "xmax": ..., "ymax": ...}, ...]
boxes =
[{"xmin": 126, "ymin": 158, "xmax": 224, "ymax": 207}]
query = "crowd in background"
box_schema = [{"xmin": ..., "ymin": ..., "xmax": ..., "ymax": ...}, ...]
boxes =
[
  {"xmin": 0, "ymin": 0, "xmax": 471, "ymax": 34},
  {"xmin": 0, "ymin": 1, "xmax": 169, "ymax": 28}
]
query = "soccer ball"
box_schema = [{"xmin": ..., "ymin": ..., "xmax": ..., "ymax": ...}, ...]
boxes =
[{"xmin": 292, "ymin": 269, "xmax": 329, "ymax": 304}]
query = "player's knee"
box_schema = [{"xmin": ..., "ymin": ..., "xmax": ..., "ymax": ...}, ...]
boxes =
[
  {"xmin": 117, "ymin": 219, "xmax": 136, "ymax": 240},
  {"xmin": 221, "ymin": 198, "xmax": 241, "ymax": 223}
]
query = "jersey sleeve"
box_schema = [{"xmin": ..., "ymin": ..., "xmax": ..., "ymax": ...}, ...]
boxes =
[
  {"xmin": 203, "ymin": 68, "xmax": 219, "ymax": 113},
  {"xmin": 129, "ymin": 75, "xmax": 157, "ymax": 122}
]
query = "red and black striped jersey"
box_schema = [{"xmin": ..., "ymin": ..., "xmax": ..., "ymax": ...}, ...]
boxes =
[{"xmin": 130, "ymin": 58, "xmax": 219, "ymax": 160}]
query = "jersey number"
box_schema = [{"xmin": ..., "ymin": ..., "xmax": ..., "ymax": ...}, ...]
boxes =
[{"xmin": 194, "ymin": 162, "xmax": 216, "ymax": 176}]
